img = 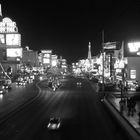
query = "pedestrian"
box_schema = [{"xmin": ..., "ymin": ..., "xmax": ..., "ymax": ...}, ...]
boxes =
[
  {"xmin": 127, "ymin": 97, "xmax": 131, "ymax": 116},
  {"xmin": 124, "ymin": 82, "xmax": 128, "ymax": 96},
  {"xmin": 130, "ymin": 98, "xmax": 136, "ymax": 116},
  {"xmin": 119, "ymin": 99, "xmax": 125, "ymax": 114}
]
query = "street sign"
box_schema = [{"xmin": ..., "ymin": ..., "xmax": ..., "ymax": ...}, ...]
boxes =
[{"xmin": 104, "ymin": 42, "xmax": 120, "ymax": 51}]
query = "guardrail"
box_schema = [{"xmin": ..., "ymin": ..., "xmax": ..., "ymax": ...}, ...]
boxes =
[{"xmin": 103, "ymin": 95, "xmax": 140, "ymax": 140}]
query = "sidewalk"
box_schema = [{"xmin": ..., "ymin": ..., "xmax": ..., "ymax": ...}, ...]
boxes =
[{"xmin": 107, "ymin": 94, "xmax": 140, "ymax": 134}]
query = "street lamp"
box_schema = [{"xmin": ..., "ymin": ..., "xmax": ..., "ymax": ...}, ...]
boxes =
[{"xmin": 101, "ymin": 30, "xmax": 105, "ymax": 101}]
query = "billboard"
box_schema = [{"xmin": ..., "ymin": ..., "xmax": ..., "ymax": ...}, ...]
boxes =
[
  {"xmin": 6, "ymin": 48, "xmax": 22, "ymax": 58},
  {"xmin": 6, "ymin": 34, "xmax": 21, "ymax": 46},
  {"xmin": 104, "ymin": 42, "xmax": 120, "ymax": 51},
  {"xmin": 0, "ymin": 17, "xmax": 18, "ymax": 33},
  {"xmin": 124, "ymin": 42, "xmax": 140, "ymax": 57}
]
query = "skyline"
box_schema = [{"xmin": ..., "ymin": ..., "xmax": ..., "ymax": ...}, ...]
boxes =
[{"xmin": 1, "ymin": 1, "xmax": 140, "ymax": 63}]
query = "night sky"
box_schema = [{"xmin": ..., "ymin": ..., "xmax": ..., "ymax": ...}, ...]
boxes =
[{"xmin": 1, "ymin": 0, "xmax": 140, "ymax": 64}]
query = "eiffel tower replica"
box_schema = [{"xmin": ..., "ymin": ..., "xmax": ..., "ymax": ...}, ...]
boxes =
[{"xmin": 88, "ymin": 42, "xmax": 92, "ymax": 61}]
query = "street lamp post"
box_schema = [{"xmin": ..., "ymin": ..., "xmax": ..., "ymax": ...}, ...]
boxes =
[{"xmin": 102, "ymin": 30, "xmax": 105, "ymax": 99}]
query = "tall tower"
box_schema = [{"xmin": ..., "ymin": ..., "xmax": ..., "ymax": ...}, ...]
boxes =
[{"xmin": 88, "ymin": 42, "xmax": 91, "ymax": 60}]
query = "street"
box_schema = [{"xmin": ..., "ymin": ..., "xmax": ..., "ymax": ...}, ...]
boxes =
[{"xmin": 0, "ymin": 76, "xmax": 130, "ymax": 140}]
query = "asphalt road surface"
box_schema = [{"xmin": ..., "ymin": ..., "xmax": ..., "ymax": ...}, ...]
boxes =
[{"xmin": 0, "ymin": 76, "xmax": 130, "ymax": 140}]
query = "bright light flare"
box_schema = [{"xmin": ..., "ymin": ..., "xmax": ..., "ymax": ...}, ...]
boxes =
[
  {"xmin": 128, "ymin": 42, "xmax": 140, "ymax": 52},
  {"xmin": 52, "ymin": 60, "xmax": 57, "ymax": 66},
  {"xmin": 0, "ymin": 94, "xmax": 3, "ymax": 99}
]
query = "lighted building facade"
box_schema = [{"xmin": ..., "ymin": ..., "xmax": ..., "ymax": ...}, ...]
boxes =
[
  {"xmin": 22, "ymin": 46, "xmax": 39, "ymax": 67},
  {"xmin": 123, "ymin": 41, "xmax": 140, "ymax": 85},
  {"xmin": 40, "ymin": 50, "xmax": 52, "ymax": 68},
  {"xmin": 0, "ymin": 15, "xmax": 22, "ymax": 75}
]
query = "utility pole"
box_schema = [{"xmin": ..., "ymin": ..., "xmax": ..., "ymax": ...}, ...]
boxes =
[
  {"xmin": 0, "ymin": 63, "xmax": 11, "ymax": 79},
  {"xmin": 102, "ymin": 30, "xmax": 105, "ymax": 99}
]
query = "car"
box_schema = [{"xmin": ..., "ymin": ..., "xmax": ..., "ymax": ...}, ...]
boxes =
[
  {"xmin": 77, "ymin": 82, "xmax": 82, "ymax": 86},
  {"xmin": 0, "ymin": 86, "xmax": 6, "ymax": 94},
  {"xmin": 0, "ymin": 84, "xmax": 7, "ymax": 95},
  {"xmin": 127, "ymin": 80, "xmax": 139, "ymax": 91},
  {"xmin": 0, "ymin": 81, "xmax": 7, "ymax": 94},
  {"xmin": 47, "ymin": 117, "xmax": 61, "ymax": 130},
  {"xmin": 16, "ymin": 80, "xmax": 26, "ymax": 86},
  {"xmin": 4, "ymin": 79, "xmax": 12, "ymax": 89}
]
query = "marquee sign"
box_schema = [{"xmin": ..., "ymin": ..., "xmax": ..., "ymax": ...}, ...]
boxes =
[
  {"xmin": 124, "ymin": 41, "xmax": 140, "ymax": 57},
  {"xmin": 0, "ymin": 17, "xmax": 18, "ymax": 33},
  {"xmin": 6, "ymin": 34, "xmax": 21, "ymax": 46}
]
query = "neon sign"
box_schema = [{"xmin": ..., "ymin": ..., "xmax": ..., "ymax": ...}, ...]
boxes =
[
  {"xmin": 128, "ymin": 42, "xmax": 140, "ymax": 53},
  {"xmin": 0, "ymin": 17, "xmax": 18, "ymax": 33},
  {"xmin": 41, "ymin": 50, "xmax": 52, "ymax": 53},
  {"xmin": 6, "ymin": 34, "xmax": 21, "ymax": 46}
]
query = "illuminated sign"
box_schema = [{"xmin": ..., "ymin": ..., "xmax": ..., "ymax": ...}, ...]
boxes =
[
  {"xmin": 130, "ymin": 70, "xmax": 136, "ymax": 79},
  {"xmin": 41, "ymin": 50, "xmax": 52, "ymax": 54},
  {"xmin": 0, "ymin": 34, "xmax": 5, "ymax": 43},
  {"xmin": 104, "ymin": 42, "xmax": 120, "ymax": 51},
  {"xmin": 6, "ymin": 34, "xmax": 21, "ymax": 46},
  {"xmin": 51, "ymin": 55, "xmax": 58, "ymax": 66},
  {"xmin": 44, "ymin": 53, "xmax": 50, "ymax": 58},
  {"xmin": 51, "ymin": 55, "xmax": 58, "ymax": 59},
  {"xmin": 6, "ymin": 48, "xmax": 22, "ymax": 58},
  {"xmin": 52, "ymin": 60, "xmax": 57, "ymax": 66},
  {"xmin": 114, "ymin": 59, "xmax": 125, "ymax": 69},
  {"xmin": 104, "ymin": 42, "xmax": 116, "ymax": 50},
  {"xmin": 124, "ymin": 42, "xmax": 140, "ymax": 57},
  {"xmin": 128, "ymin": 42, "xmax": 140, "ymax": 52},
  {"xmin": 116, "ymin": 69, "xmax": 122, "ymax": 73},
  {"xmin": 0, "ymin": 17, "xmax": 18, "ymax": 33},
  {"xmin": 43, "ymin": 58, "xmax": 50, "ymax": 64}
]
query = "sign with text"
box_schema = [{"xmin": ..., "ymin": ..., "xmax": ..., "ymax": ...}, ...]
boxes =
[
  {"xmin": 0, "ymin": 17, "xmax": 18, "ymax": 33},
  {"xmin": 104, "ymin": 42, "xmax": 120, "ymax": 51},
  {"xmin": 124, "ymin": 42, "xmax": 140, "ymax": 57}
]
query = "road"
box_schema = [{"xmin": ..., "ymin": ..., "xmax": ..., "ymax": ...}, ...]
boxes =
[{"xmin": 0, "ymin": 76, "xmax": 131, "ymax": 140}]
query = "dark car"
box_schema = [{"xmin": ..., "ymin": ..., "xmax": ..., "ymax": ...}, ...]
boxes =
[
  {"xmin": 77, "ymin": 82, "xmax": 82, "ymax": 87},
  {"xmin": 0, "ymin": 81, "xmax": 6, "ymax": 94}
]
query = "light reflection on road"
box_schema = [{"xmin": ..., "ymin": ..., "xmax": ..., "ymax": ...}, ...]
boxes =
[{"xmin": 0, "ymin": 94, "xmax": 3, "ymax": 100}]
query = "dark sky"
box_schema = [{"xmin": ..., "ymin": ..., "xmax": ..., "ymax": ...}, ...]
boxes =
[{"xmin": 1, "ymin": 0, "xmax": 140, "ymax": 64}]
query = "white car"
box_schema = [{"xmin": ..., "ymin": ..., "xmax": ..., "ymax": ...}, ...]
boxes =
[{"xmin": 47, "ymin": 117, "xmax": 61, "ymax": 130}]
